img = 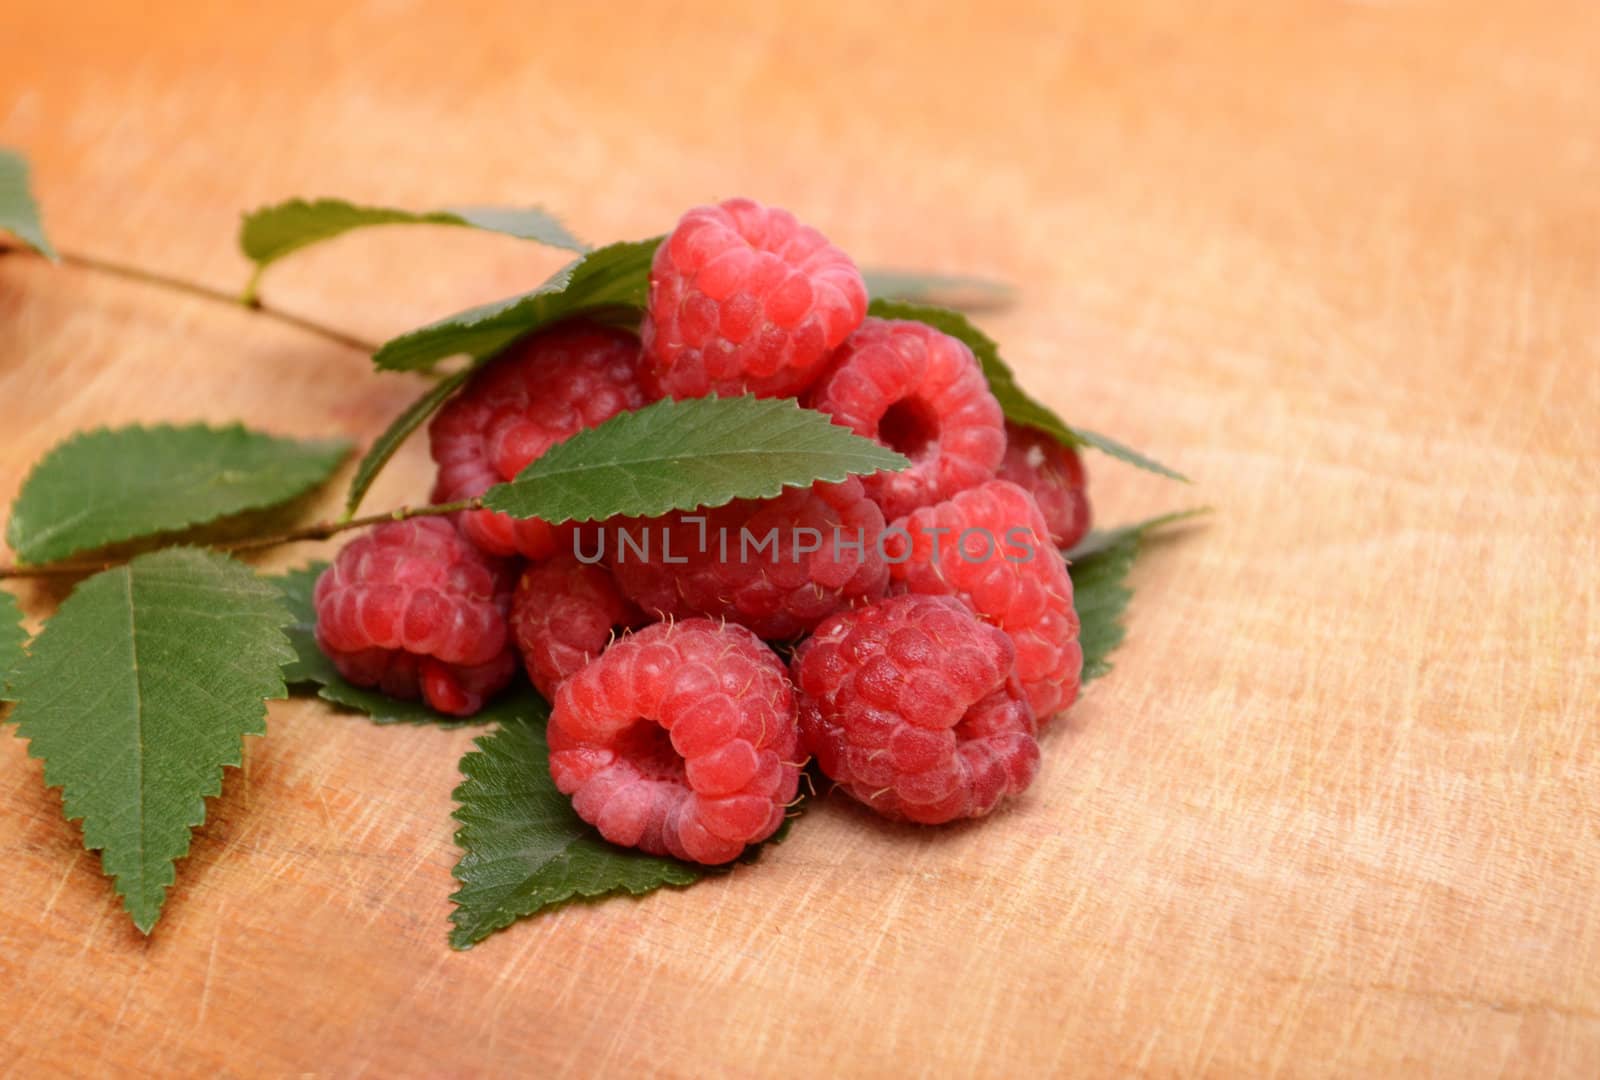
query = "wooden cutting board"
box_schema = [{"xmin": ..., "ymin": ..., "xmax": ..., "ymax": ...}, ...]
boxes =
[{"xmin": 2, "ymin": 1, "xmax": 1595, "ymax": 1074}]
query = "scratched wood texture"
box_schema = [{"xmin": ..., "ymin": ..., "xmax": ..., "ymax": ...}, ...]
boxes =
[{"xmin": 1, "ymin": 1, "xmax": 1597, "ymax": 1076}]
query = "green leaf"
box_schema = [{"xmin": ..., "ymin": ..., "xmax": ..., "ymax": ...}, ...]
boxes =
[
  {"xmin": 861, "ymin": 268, "xmax": 1015, "ymax": 312},
  {"xmin": 6, "ymin": 549, "xmax": 294, "ymax": 933},
  {"xmin": 269, "ymin": 561, "xmax": 533, "ymax": 726},
  {"xmin": 0, "ymin": 147, "xmax": 56, "ymax": 260},
  {"xmin": 373, "ymin": 238, "xmax": 661, "ymax": 372},
  {"xmin": 0, "ymin": 589, "xmax": 26, "ymax": 700},
  {"xmin": 1067, "ymin": 509, "xmax": 1208, "ymax": 682},
  {"xmin": 448, "ymin": 711, "xmax": 702, "ymax": 949},
  {"xmin": 484, "ymin": 395, "xmax": 909, "ymax": 525},
  {"xmin": 1064, "ymin": 508, "xmax": 1208, "ymax": 564},
  {"xmin": 866, "ymin": 299, "xmax": 1189, "ymax": 483},
  {"xmin": 6, "ymin": 423, "xmax": 350, "ymax": 566},
  {"xmin": 345, "ymin": 370, "xmax": 472, "ymax": 516},
  {"xmin": 239, "ymin": 197, "xmax": 586, "ymax": 300},
  {"xmin": 1068, "ymin": 428, "xmax": 1189, "ymax": 484}
]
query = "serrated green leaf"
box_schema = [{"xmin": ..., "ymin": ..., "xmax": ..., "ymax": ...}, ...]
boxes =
[
  {"xmin": 861, "ymin": 268, "xmax": 1015, "ymax": 312},
  {"xmin": 484, "ymin": 395, "xmax": 908, "ymax": 525},
  {"xmin": 0, "ymin": 589, "xmax": 26, "ymax": 700},
  {"xmin": 0, "ymin": 147, "xmax": 56, "ymax": 261},
  {"xmin": 373, "ymin": 238, "xmax": 661, "ymax": 372},
  {"xmin": 448, "ymin": 711, "xmax": 702, "ymax": 949},
  {"xmin": 345, "ymin": 370, "xmax": 473, "ymax": 516},
  {"xmin": 1064, "ymin": 508, "xmax": 1209, "ymax": 564},
  {"xmin": 1070, "ymin": 536, "xmax": 1138, "ymax": 684},
  {"xmin": 6, "ymin": 549, "xmax": 294, "ymax": 932},
  {"xmin": 6, "ymin": 423, "xmax": 350, "ymax": 566},
  {"xmin": 239, "ymin": 197, "xmax": 586, "ymax": 299},
  {"xmin": 1067, "ymin": 509, "xmax": 1209, "ymax": 682},
  {"xmin": 1068, "ymin": 428, "xmax": 1189, "ymax": 484},
  {"xmin": 866, "ymin": 299, "xmax": 1189, "ymax": 483}
]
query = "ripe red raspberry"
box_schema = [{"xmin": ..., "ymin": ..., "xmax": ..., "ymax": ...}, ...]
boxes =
[
  {"xmin": 314, "ymin": 518, "xmax": 517, "ymax": 716},
  {"xmin": 807, "ymin": 318, "xmax": 1005, "ymax": 520},
  {"xmin": 997, "ymin": 422, "xmax": 1092, "ymax": 550},
  {"xmin": 606, "ymin": 478, "xmax": 889, "ymax": 640},
  {"xmin": 793, "ymin": 594, "xmax": 1039, "ymax": 825},
  {"xmin": 547, "ymin": 619, "xmax": 801, "ymax": 864},
  {"xmin": 641, "ymin": 198, "xmax": 867, "ymax": 399},
  {"xmin": 430, "ymin": 320, "xmax": 655, "ymax": 559},
  {"xmin": 509, "ymin": 556, "xmax": 641, "ymax": 700},
  {"xmin": 888, "ymin": 480, "xmax": 1082, "ymax": 722}
]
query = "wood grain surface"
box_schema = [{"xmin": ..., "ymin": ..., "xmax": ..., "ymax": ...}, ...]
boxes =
[{"xmin": 2, "ymin": 1, "xmax": 1597, "ymax": 1075}]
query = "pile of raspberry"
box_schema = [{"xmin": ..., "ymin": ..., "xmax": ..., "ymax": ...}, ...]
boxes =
[{"xmin": 314, "ymin": 199, "xmax": 1093, "ymax": 864}]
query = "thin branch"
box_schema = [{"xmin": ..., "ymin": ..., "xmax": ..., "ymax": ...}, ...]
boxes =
[
  {"xmin": 0, "ymin": 244, "xmax": 378, "ymax": 354},
  {"xmin": 0, "ymin": 498, "xmax": 482, "ymax": 580}
]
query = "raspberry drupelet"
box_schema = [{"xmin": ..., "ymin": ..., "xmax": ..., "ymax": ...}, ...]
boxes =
[
  {"xmin": 547, "ymin": 619, "xmax": 802, "ymax": 865},
  {"xmin": 314, "ymin": 518, "xmax": 518, "ymax": 716},
  {"xmin": 606, "ymin": 477, "xmax": 890, "ymax": 640},
  {"xmin": 888, "ymin": 479, "xmax": 1083, "ymax": 723},
  {"xmin": 429, "ymin": 319, "xmax": 656, "ymax": 559},
  {"xmin": 509, "ymin": 556, "xmax": 641, "ymax": 700},
  {"xmin": 807, "ymin": 317, "xmax": 1005, "ymax": 520},
  {"xmin": 641, "ymin": 198, "xmax": 867, "ymax": 399},
  {"xmin": 997, "ymin": 421, "xmax": 1092, "ymax": 550},
  {"xmin": 792, "ymin": 594, "xmax": 1040, "ymax": 824}
]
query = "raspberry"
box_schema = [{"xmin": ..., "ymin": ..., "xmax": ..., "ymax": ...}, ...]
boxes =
[
  {"xmin": 887, "ymin": 480, "xmax": 1082, "ymax": 722},
  {"xmin": 547, "ymin": 619, "xmax": 801, "ymax": 864},
  {"xmin": 509, "ymin": 556, "xmax": 641, "ymax": 700},
  {"xmin": 997, "ymin": 422, "xmax": 1092, "ymax": 550},
  {"xmin": 641, "ymin": 198, "xmax": 867, "ymax": 399},
  {"xmin": 807, "ymin": 318, "xmax": 1005, "ymax": 520},
  {"xmin": 430, "ymin": 320, "xmax": 655, "ymax": 559},
  {"xmin": 314, "ymin": 518, "xmax": 517, "ymax": 716},
  {"xmin": 793, "ymin": 594, "xmax": 1039, "ymax": 824},
  {"xmin": 606, "ymin": 478, "xmax": 889, "ymax": 640}
]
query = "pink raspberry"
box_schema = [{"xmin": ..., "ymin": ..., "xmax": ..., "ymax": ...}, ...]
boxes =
[
  {"xmin": 807, "ymin": 317, "xmax": 1005, "ymax": 520},
  {"xmin": 997, "ymin": 422, "xmax": 1092, "ymax": 550},
  {"xmin": 606, "ymin": 478, "xmax": 889, "ymax": 640},
  {"xmin": 509, "ymin": 556, "xmax": 641, "ymax": 700},
  {"xmin": 641, "ymin": 198, "xmax": 867, "ymax": 399},
  {"xmin": 314, "ymin": 518, "xmax": 517, "ymax": 716},
  {"xmin": 793, "ymin": 594, "xmax": 1039, "ymax": 824},
  {"xmin": 888, "ymin": 480, "xmax": 1082, "ymax": 722},
  {"xmin": 548, "ymin": 619, "xmax": 801, "ymax": 864},
  {"xmin": 430, "ymin": 320, "xmax": 656, "ymax": 559}
]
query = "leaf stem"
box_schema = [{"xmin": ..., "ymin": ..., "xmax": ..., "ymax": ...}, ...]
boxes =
[
  {"xmin": 0, "ymin": 498, "xmax": 482, "ymax": 580},
  {"xmin": 0, "ymin": 244, "xmax": 378, "ymax": 354}
]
